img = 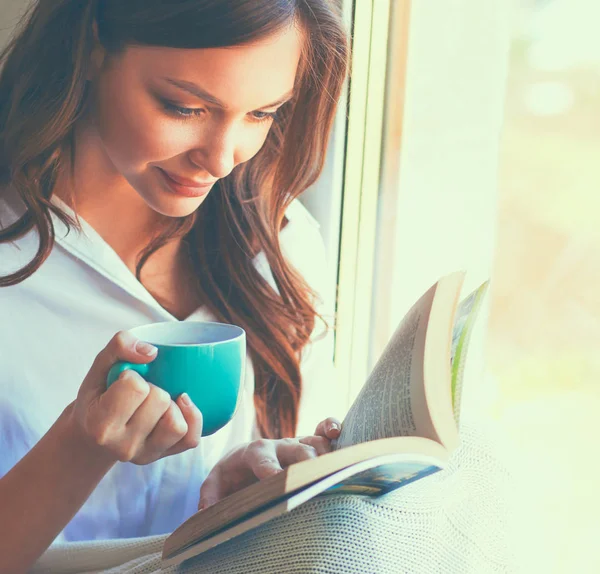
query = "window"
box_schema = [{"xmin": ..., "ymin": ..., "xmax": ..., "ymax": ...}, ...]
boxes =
[{"xmin": 316, "ymin": 2, "xmax": 510, "ymax": 408}]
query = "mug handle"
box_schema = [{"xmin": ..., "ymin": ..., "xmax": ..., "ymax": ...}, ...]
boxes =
[{"xmin": 106, "ymin": 362, "xmax": 150, "ymax": 388}]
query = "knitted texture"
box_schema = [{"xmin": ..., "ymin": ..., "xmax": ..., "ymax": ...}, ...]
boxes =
[{"xmin": 32, "ymin": 421, "xmax": 514, "ymax": 573}]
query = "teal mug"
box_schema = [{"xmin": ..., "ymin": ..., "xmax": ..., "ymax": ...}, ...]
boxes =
[{"xmin": 106, "ymin": 321, "xmax": 246, "ymax": 436}]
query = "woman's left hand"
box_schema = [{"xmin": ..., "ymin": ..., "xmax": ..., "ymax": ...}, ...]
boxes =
[{"xmin": 198, "ymin": 417, "xmax": 342, "ymax": 510}]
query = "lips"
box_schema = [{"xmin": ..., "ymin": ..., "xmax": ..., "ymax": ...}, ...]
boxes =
[
  {"xmin": 157, "ymin": 168, "xmax": 216, "ymax": 198},
  {"xmin": 162, "ymin": 170, "xmax": 217, "ymax": 188}
]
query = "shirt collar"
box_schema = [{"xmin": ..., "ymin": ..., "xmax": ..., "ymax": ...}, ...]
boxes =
[
  {"xmin": 47, "ymin": 195, "xmax": 304, "ymax": 320},
  {"xmin": 50, "ymin": 196, "xmax": 184, "ymax": 320}
]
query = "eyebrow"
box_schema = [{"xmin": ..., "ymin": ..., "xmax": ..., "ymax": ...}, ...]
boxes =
[{"xmin": 163, "ymin": 78, "xmax": 295, "ymax": 109}]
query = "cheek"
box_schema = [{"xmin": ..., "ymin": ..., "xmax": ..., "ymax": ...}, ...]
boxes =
[
  {"xmin": 236, "ymin": 125, "xmax": 273, "ymax": 165},
  {"xmin": 92, "ymin": 82, "xmax": 198, "ymax": 170}
]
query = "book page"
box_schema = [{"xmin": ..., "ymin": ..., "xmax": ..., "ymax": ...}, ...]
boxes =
[{"xmin": 335, "ymin": 285, "xmax": 437, "ymax": 450}]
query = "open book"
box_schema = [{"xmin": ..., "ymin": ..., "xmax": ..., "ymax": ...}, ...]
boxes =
[{"xmin": 161, "ymin": 271, "xmax": 489, "ymax": 568}]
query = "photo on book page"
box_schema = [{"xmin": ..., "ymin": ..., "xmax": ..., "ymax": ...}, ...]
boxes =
[
  {"xmin": 451, "ymin": 280, "xmax": 490, "ymax": 418},
  {"xmin": 320, "ymin": 460, "xmax": 442, "ymax": 496}
]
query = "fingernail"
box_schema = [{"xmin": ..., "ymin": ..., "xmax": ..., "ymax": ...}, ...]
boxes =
[
  {"xmin": 135, "ymin": 340, "xmax": 157, "ymax": 356},
  {"xmin": 329, "ymin": 422, "xmax": 340, "ymax": 432},
  {"xmin": 180, "ymin": 392, "xmax": 191, "ymax": 407}
]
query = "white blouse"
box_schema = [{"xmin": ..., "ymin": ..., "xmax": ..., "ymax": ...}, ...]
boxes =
[{"xmin": 0, "ymin": 190, "xmax": 340, "ymax": 542}]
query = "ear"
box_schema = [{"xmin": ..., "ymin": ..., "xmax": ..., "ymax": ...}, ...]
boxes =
[{"xmin": 87, "ymin": 20, "xmax": 106, "ymax": 82}]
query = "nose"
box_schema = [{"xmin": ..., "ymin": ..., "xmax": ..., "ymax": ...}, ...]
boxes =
[{"xmin": 188, "ymin": 125, "xmax": 236, "ymax": 180}]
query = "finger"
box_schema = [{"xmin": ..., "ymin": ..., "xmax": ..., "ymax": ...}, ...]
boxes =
[
  {"xmin": 245, "ymin": 440, "xmax": 284, "ymax": 480},
  {"xmin": 298, "ymin": 435, "xmax": 333, "ymax": 456},
  {"xmin": 314, "ymin": 417, "xmax": 342, "ymax": 440},
  {"xmin": 163, "ymin": 393, "xmax": 203, "ymax": 457},
  {"xmin": 275, "ymin": 439, "xmax": 318, "ymax": 467},
  {"xmin": 198, "ymin": 466, "xmax": 224, "ymax": 510},
  {"xmin": 80, "ymin": 330, "xmax": 158, "ymax": 401},
  {"xmin": 123, "ymin": 383, "xmax": 172, "ymax": 441},
  {"xmin": 140, "ymin": 400, "xmax": 189, "ymax": 461},
  {"xmin": 91, "ymin": 369, "xmax": 151, "ymax": 429}
]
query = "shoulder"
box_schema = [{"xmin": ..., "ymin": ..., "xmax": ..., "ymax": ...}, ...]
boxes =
[
  {"xmin": 283, "ymin": 199, "xmax": 321, "ymax": 232},
  {"xmin": 280, "ymin": 199, "xmax": 328, "ymax": 289},
  {"xmin": 0, "ymin": 187, "xmax": 40, "ymax": 276},
  {"xmin": 0, "ymin": 184, "xmax": 25, "ymax": 227},
  {"xmin": 253, "ymin": 199, "xmax": 329, "ymax": 297}
]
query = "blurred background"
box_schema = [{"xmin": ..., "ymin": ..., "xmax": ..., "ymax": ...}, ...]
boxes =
[{"xmin": 486, "ymin": 0, "xmax": 600, "ymax": 570}]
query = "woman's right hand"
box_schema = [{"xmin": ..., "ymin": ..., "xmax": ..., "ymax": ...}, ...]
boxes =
[{"xmin": 67, "ymin": 331, "xmax": 203, "ymax": 465}]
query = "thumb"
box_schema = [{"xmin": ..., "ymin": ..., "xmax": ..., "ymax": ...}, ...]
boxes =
[
  {"xmin": 79, "ymin": 330, "xmax": 158, "ymax": 401},
  {"xmin": 314, "ymin": 417, "xmax": 342, "ymax": 440},
  {"xmin": 177, "ymin": 393, "xmax": 203, "ymax": 441}
]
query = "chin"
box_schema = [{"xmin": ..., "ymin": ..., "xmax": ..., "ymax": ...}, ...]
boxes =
[{"xmin": 143, "ymin": 193, "xmax": 209, "ymax": 218}]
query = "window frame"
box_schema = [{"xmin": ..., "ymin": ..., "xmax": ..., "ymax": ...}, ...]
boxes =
[{"xmin": 334, "ymin": 0, "xmax": 405, "ymax": 403}]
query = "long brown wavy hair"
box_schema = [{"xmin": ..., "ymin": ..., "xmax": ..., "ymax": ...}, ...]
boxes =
[{"xmin": 0, "ymin": 0, "xmax": 349, "ymax": 438}]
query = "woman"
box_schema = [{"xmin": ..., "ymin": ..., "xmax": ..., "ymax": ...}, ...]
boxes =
[{"xmin": 0, "ymin": 0, "xmax": 349, "ymax": 571}]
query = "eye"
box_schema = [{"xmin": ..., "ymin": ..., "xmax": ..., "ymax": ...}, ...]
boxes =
[
  {"xmin": 251, "ymin": 110, "xmax": 277, "ymax": 124},
  {"xmin": 161, "ymin": 100, "xmax": 205, "ymax": 120}
]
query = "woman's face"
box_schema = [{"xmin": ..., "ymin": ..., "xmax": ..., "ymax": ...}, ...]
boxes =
[{"xmin": 87, "ymin": 25, "xmax": 302, "ymax": 218}]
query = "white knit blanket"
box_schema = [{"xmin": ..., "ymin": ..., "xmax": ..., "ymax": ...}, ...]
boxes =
[{"xmin": 31, "ymin": 421, "xmax": 515, "ymax": 573}]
